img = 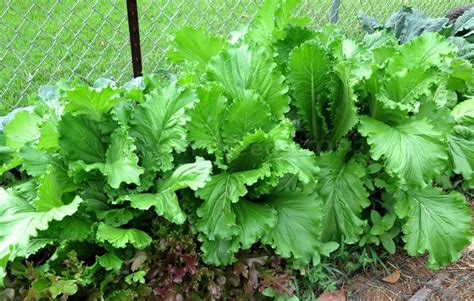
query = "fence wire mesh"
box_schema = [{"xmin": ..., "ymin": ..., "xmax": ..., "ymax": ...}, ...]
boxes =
[
  {"xmin": 0, "ymin": 1, "xmax": 473, "ymax": 299},
  {"xmin": 0, "ymin": 0, "xmax": 469, "ymax": 112}
]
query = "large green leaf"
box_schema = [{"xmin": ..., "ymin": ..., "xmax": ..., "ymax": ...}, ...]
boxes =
[
  {"xmin": 246, "ymin": 0, "xmax": 280, "ymax": 43},
  {"xmin": 131, "ymin": 82, "xmax": 197, "ymax": 172},
  {"xmin": 96, "ymin": 223, "xmax": 152, "ymax": 249},
  {"xmin": 222, "ymin": 90, "xmax": 276, "ymax": 147},
  {"xmin": 199, "ymin": 235, "xmax": 240, "ymax": 266},
  {"xmin": 329, "ymin": 50, "xmax": 367, "ymax": 146},
  {"xmin": 288, "ymin": 40, "xmax": 331, "ymax": 143},
  {"xmin": 122, "ymin": 192, "xmax": 186, "ymax": 225},
  {"xmin": 196, "ymin": 199, "xmax": 277, "ymax": 265},
  {"xmin": 122, "ymin": 159, "xmax": 212, "ymax": 224},
  {"xmin": 4, "ymin": 110, "xmax": 41, "ymax": 151},
  {"xmin": 359, "ymin": 117, "xmax": 448, "ymax": 187},
  {"xmin": 59, "ymin": 114, "xmax": 106, "ymax": 164},
  {"xmin": 394, "ymin": 187, "xmax": 472, "ymax": 268},
  {"xmin": 388, "ymin": 32, "xmax": 455, "ymax": 69},
  {"xmin": 169, "ymin": 27, "xmax": 225, "ymax": 71},
  {"xmin": 316, "ymin": 145, "xmax": 370, "ymax": 243},
  {"xmin": 188, "ymin": 84, "xmax": 227, "ymax": 161},
  {"xmin": 0, "ymin": 188, "xmax": 82, "ymax": 260},
  {"xmin": 448, "ymin": 126, "xmax": 474, "ymax": 180},
  {"xmin": 195, "ymin": 170, "xmax": 265, "ymax": 240},
  {"xmin": 207, "ymin": 45, "xmax": 290, "ymax": 119},
  {"xmin": 247, "ymin": 0, "xmax": 303, "ymax": 43},
  {"xmin": 261, "ymin": 190, "xmax": 322, "ymax": 261},
  {"xmin": 449, "ymin": 98, "xmax": 474, "ymax": 179},
  {"xmin": 263, "ymin": 140, "xmax": 318, "ymax": 185},
  {"xmin": 226, "ymin": 130, "xmax": 276, "ymax": 172},
  {"xmin": 96, "ymin": 208, "xmax": 135, "ymax": 227},
  {"xmin": 249, "ymin": 123, "xmax": 319, "ymax": 194},
  {"xmin": 86, "ymin": 128, "xmax": 144, "ymax": 189},
  {"xmin": 35, "ymin": 166, "xmax": 67, "ymax": 211},
  {"xmin": 38, "ymin": 116, "xmax": 60, "ymax": 151},
  {"xmin": 378, "ymin": 67, "xmax": 438, "ymax": 115},
  {"xmin": 233, "ymin": 200, "xmax": 277, "ymax": 249},
  {"xmin": 274, "ymin": 25, "xmax": 316, "ymax": 66},
  {"xmin": 19, "ymin": 144, "xmax": 62, "ymax": 177},
  {"xmin": 47, "ymin": 215, "xmax": 94, "ymax": 241},
  {"xmin": 64, "ymin": 85, "xmax": 121, "ymax": 121},
  {"xmin": 451, "ymin": 97, "xmax": 474, "ymax": 124},
  {"xmin": 158, "ymin": 158, "xmax": 212, "ymax": 191},
  {"xmin": 97, "ymin": 251, "xmax": 123, "ymax": 271}
]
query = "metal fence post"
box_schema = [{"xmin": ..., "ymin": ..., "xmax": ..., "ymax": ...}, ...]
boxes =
[
  {"xmin": 330, "ymin": 0, "xmax": 342, "ymax": 23},
  {"xmin": 126, "ymin": 0, "xmax": 142, "ymax": 77}
]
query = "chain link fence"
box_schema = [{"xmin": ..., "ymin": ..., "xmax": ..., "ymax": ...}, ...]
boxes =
[{"xmin": 0, "ymin": 0, "xmax": 469, "ymax": 112}]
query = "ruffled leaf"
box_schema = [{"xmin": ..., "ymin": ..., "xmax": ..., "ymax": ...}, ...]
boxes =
[
  {"xmin": 35, "ymin": 166, "xmax": 68, "ymax": 211},
  {"xmin": 122, "ymin": 159, "xmax": 212, "ymax": 224},
  {"xmin": 394, "ymin": 187, "xmax": 472, "ymax": 268},
  {"xmin": 448, "ymin": 126, "xmax": 474, "ymax": 180},
  {"xmin": 47, "ymin": 215, "xmax": 93, "ymax": 241},
  {"xmin": 359, "ymin": 117, "xmax": 448, "ymax": 187},
  {"xmin": 288, "ymin": 40, "xmax": 331, "ymax": 143},
  {"xmin": 451, "ymin": 97, "xmax": 474, "ymax": 124},
  {"xmin": 378, "ymin": 67, "xmax": 438, "ymax": 115},
  {"xmin": 59, "ymin": 114, "xmax": 106, "ymax": 164},
  {"xmin": 169, "ymin": 27, "xmax": 225, "ymax": 71},
  {"xmin": 207, "ymin": 45, "xmax": 290, "ymax": 119},
  {"xmin": 96, "ymin": 223, "xmax": 152, "ymax": 249},
  {"xmin": 233, "ymin": 200, "xmax": 277, "ymax": 249},
  {"xmin": 188, "ymin": 84, "xmax": 227, "ymax": 161},
  {"xmin": 316, "ymin": 145, "xmax": 370, "ymax": 243},
  {"xmin": 123, "ymin": 192, "xmax": 186, "ymax": 225},
  {"xmin": 131, "ymin": 82, "xmax": 197, "ymax": 172},
  {"xmin": 96, "ymin": 208, "xmax": 135, "ymax": 227},
  {"xmin": 19, "ymin": 144, "xmax": 61, "ymax": 177},
  {"xmin": 0, "ymin": 188, "xmax": 82, "ymax": 260},
  {"xmin": 98, "ymin": 252, "xmax": 123, "ymax": 271},
  {"xmin": 158, "ymin": 158, "xmax": 212, "ymax": 192},
  {"xmin": 86, "ymin": 128, "xmax": 144, "ymax": 189},
  {"xmin": 262, "ymin": 190, "xmax": 322, "ymax": 261},
  {"xmin": 195, "ymin": 170, "xmax": 265, "ymax": 240},
  {"xmin": 247, "ymin": 0, "xmax": 303, "ymax": 43},
  {"xmin": 4, "ymin": 110, "xmax": 41, "ymax": 152},
  {"xmin": 64, "ymin": 85, "xmax": 121, "ymax": 121},
  {"xmin": 388, "ymin": 32, "xmax": 455, "ymax": 69},
  {"xmin": 199, "ymin": 235, "xmax": 239, "ymax": 266},
  {"xmin": 222, "ymin": 90, "xmax": 276, "ymax": 147}
]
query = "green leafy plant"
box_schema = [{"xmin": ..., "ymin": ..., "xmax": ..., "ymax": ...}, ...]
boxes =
[
  {"xmin": 0, "ymin": 77, "xmax": 217, "ymax": 297},
  {"xmin": 279, "ymin": 22, "xmax": 473, "ymax": 269},
  {"xmin": 358, "ymin": 6, "xmax": 474, "ymax": 62},
  {"xmin": 0, "ymin": 0, "xmax": 473, "ymax": 299}
]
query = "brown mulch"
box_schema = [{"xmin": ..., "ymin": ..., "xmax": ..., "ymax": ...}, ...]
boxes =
[
  {"xmin": 343, "ymin": 200, "xmax": 474, "ymax": 301},
  {"xmin": 344, "ymin": 249, "xmax": 473, "ymax": 301}
]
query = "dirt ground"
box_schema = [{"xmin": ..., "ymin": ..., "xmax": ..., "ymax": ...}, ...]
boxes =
[
  {"xmin": 344, "ymin": 248, "xmax": 473, "ymax": 300},
  {"xmin": 344, "ymin": 201, "xmax": 474, "ymax": 301}
]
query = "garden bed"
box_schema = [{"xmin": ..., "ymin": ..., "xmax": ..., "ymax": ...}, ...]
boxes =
[{"xmin": 0, "ymin": 1, "xmax": 473, "ymax": 300}]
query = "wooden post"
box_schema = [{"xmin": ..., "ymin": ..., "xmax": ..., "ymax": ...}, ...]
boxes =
[{"xmin": 126, "ymin": 0, "xmax": 142, "ymax": 77}]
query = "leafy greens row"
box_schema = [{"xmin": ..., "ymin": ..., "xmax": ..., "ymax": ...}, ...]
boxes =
[{"xmin": 0, "ymin": 0, "xmax": 472, "ymax": 297}]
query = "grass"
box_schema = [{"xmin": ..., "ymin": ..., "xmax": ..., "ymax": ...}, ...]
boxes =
[{"xmin": 0, "ymin": 0, "xmax": 467, "ymax": 113}]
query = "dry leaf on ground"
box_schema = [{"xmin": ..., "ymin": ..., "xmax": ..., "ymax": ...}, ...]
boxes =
[
  {"xmin": 381, "ymin": 269, "xmax": 401, "ymax": 284},
  {"xmin": 318, "ymin": 289, "xmax": 347, "ymax": 301}
]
